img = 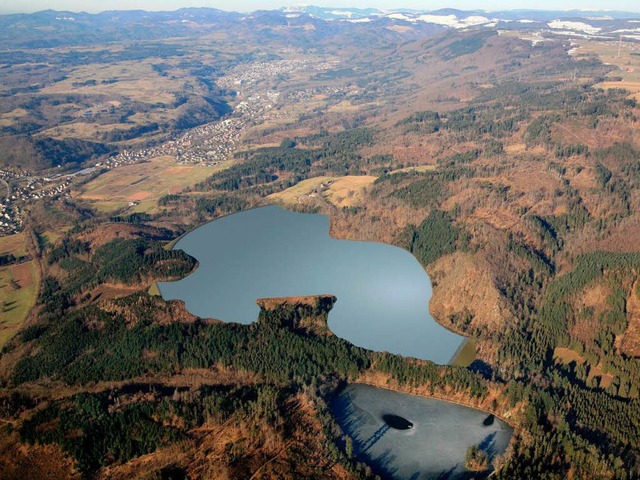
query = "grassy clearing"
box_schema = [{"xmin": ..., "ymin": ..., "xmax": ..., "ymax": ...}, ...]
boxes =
[
  {"xmin": 267, "ymin": 176, "xmax": 334, "ymax": 204},
  {"xmin": 504, "ymin": 143, "xmax": 527, "ymax": 155},
  {"xmin": 324, "ymin": 175, "xmax": 377, "ymax": 207},
  {"xmin": 0, "ymin": 108, "xmax": 28, "ymax": 127},
  {"xmin": 39, "ymin": 121, "xmax": 134, "ymax": 141},
  {"xmin": 450, "ymin": 338, "xmax": 476, "ymax": 367},
  {"xmin": 39, "ymin": 60, "xmax": 185, "ymax": 104},
  {"xmin": 388, "ymin": 165, "xmax": 437, "ymax": 174},
  {"xmin": 42, "ymin": 226, "xmax": 72, "ymax": 247},
  {"xmin": 268, "ymin": 175, "xmax": 377, "ymax": 207},
  {"xmin": 0, "ymin": 261, "xmax": 38, "ymax": 348},
  {"xmin": 327, "ymin": 100, "xmax": 362, "ymax": 113},
  {"xmin": 0, "ymin": 232, "xmax": 28, "ymax": 257},
  {"xmin": 75, "ymin": 157, "xmax": 234, "ymax": 213},
  {"xmin": 147, "ymin": 282, "xmax": 161, "ymax": 297},
  {"xmin": 554, "ymin": 347, "xmax": 585, "ymax": 364},
  {"xmin": 553, "ymin": 347, "xmax": 613, "ymax": 388},
  {"xmin": 0, "ymin": 233, "xmax": 39, "ymax": 347}
]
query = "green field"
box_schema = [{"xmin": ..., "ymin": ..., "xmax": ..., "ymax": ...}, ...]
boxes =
[
  {"xmin": 0, "ymin": 233, "xmax": 40, "ymax": 347},
  {"xmin": 0, "ymin": 261, "xmax": 38, "ymax": 347}
]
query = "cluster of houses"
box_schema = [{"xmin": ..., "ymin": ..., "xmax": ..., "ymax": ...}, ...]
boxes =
[
  {"xmin": 217, "ymin": 58, "xmax": 337, "ymax": 89},
  {"xmin": 0, "ymin": 169, "xmax": 71, "ymax": 236}
]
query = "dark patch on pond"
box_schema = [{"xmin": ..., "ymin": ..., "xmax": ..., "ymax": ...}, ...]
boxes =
[
  {"xmin": 482, "ymin": 414, "xmax": 495, "ymax": 427},
  {"xmin": 382, "ymin": 414, "xmax": 413, "ymax": 430}
]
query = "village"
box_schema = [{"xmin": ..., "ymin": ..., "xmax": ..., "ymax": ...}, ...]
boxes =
[
  {"xmin": 0, "ymin": 55, "xmax": 347, "ymax": 237},
  {"xmin": 0, "ymin": 168, "xmax": 72, "ymax": 236},
  {"xmin": 101, "ymin": 54, "xmax": 346, "ymax": 170}
]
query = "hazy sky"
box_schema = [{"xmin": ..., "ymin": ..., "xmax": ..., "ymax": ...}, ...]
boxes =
[{"xmin": 1, "ymin": 0, "xmax": 639, "ymax": 14}]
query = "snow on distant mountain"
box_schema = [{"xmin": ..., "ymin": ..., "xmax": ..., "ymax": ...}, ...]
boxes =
[
  {"xmin": 2, "ymin": 5, "xmax": 640, "ymax": 50},
  {"xmin": 415, "ymin": 14, "xmax": 495, "ymax": 28},
  {"xmin": 548, "ymin": 20, "xmax": 602, "ymax": 34},
  {"xmin": 281, "ymin": 5, "xmax": 380, "ymax": 20},
  {"xmin": 277, "ymin": 6, "xmax": 640, "ymax": 41}
]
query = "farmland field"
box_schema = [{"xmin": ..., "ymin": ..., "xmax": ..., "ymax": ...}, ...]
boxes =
[
  {"xmin": 576, "ymin": 40, "xmax": 640, "ymax": 98},
  {"xmin": 76, "ymin": 156, "xmax": 234, "ymax": 213},
  {"xmin": 0, "ymin": 233, "xmax": 38, "ymax": 347}
]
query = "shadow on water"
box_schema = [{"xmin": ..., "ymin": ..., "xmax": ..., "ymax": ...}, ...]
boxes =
[
  {"xmin": 366, "ymin": 448, "xmax": 400, "ymax": 479},
  {"xmin": 332, "ymin": 391, "xmax": 370, "ymax": 434},
  {"xmin": 478, "ymin": 432, "xmax": 498, "ymax": 458},
  {"xmin": 360, "ymin": 423, "xmax": 390, "ymax": 452},
  {"xmin": 331, "ymin": 389, "xmax": 400, "ymax": 479},
  {"xmin": 436, "ymin": 465, "xmax": 458, "ymax": 480}
]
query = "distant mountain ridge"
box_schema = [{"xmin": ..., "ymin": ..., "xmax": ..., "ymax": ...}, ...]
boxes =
[
  {"xmin": 1, "ymin": 5, "xmax": 639, "ymax": 49},
  {"xmin": 283, "ymin": 5, "xmax": 640, "ymax": 20}
]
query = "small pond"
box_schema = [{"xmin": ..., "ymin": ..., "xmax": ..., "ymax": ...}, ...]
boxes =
[{"xmin": 331, "ymin": 384, "xmax": 513, "ymax": 480}]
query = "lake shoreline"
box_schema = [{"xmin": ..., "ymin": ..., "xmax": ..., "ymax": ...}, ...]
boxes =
[
  {"xmin": 160, "ymin": 204, "xmax": 471, "ymax": 365},
  {"xmin": 349, "ymin": 378, "xmax": 516, "ymax": 428}
]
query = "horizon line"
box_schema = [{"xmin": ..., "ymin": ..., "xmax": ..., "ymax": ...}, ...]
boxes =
[{"xmin": 1, "ymin": 5, "xmax": 640, "ymax": 15}]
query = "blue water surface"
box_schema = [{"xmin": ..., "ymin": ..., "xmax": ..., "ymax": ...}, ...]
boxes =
[{"xmin": 159, "ymin": 205, "xmax": 464, "ymax": 364}]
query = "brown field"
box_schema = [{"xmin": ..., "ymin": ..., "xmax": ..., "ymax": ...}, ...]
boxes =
[
  {"xmin": 0, "ymin": 108, "xmax": 28, "ymax": 127},
  {"xmin": 327, "ymin": 100, "xmax": 363, "ymax": 113},
  {"xmin": 0, "ymin": 233, "xmax": 28, "ymax": 258},
  {"xmin": 619, "ymin": 278, "xmax": 640, "ymax": 357},
  {"xmin": 324, "ymin": 175, "xmax": 377, "ymax": 207},
  {"xmin": 267, "ymin": 176, "xmax": 334, "ymax": 204},
  {"xmin": 39, "ymin": 121, "xmax": 135, "ymax": 142},
  {"xmin": 268, "ymin": 175, "xmax": 376, "ymax": 208},
  {"xmin": 469, "ymin": 207, "xmax": 520, "ymax": 232},
  {"xmin": 39, "ymin": 60, "xmax": 186, "ymax": 104},
  {"xmin": 598, "ymin": 81, "xmax": 640, "ymax": 100},
  {"xmin": 75, "ymin": 157, "xmax": 234, "ymax": 213},
  {"xmin": 554, "ymin": 347, "xmax": 585, "ymax": 365},
  {"xmin": 504, "ymin": 143, "xmax": 527, "ymax": 154}
]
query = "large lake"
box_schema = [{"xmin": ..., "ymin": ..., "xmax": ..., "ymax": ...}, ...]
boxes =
[
  {"xmin": 158, "ymin": 205, "xmax": 464, "ymax": 364},
  {"xmin": 332, "ymin": 384, "xmax": 513, "ymax": 480}
]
